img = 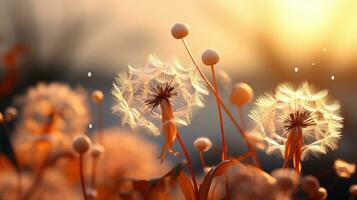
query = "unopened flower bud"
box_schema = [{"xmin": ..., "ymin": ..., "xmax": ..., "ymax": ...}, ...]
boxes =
[
  {"xmin": 193, "ymin": 137, "xmax": 212, "ymax": 152},
  {"xmin": 73, "ymin": 135, "xmax": 91, "ymax": 154},
  {"xmin": 171, "ymin": 23, "xmax": 189, "ymax": 39},
  {"xmin": 201, "ymin": 49, "xmax": 220, "ymax": 66},
  {"xmin": 91, "ymin": 90, "xmax": 104, "ymax": 103},
  {"xmin": 91, "ymin": 144, "xmax": 105, "ymax": 159},
  {"xmin": 230, "ymin": 82, "xmax": 253, "ymax": 106},
  {"xmin": 4, "ymin": 107, "xmax": 17, "ymax": 122}
]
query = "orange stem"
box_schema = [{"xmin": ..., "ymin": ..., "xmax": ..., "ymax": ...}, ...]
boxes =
[
  {"xmin": 237, "ymin": 107, "xmax": 245, "ymax": 129},
  {"xmin": 79, "ymin": 155, "xmax": 88, "ymax": 200},
  {"xmin": 210, "ymin": 65, "xmax": 227, "ymax": 160},
  {"xmin": 97, "ymin": 103, "xmax": 104, "ymax": 144},
  {"xmin": 181, "ymin": 39, "xmax": 260, "ymax": 167},
  {"xmin": 176, "ymin": 132, "xmax": 199, "ymax": 198},
  {"xmin": 91, "ymin": 158, "xmax": 97, "ymax": 189},
  {"xmin": 199, "ymin": 151, "xmax": 206, "ymax": 169}
]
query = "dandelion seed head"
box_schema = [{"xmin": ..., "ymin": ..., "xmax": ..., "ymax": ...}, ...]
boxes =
[
  {"xmin": 249, "ymin": 82, "xmax": 343, "ymax": 160},
  {"xmin": 16, "ymin": 82, "xmax": 90, "ymax": 136},
  {"xmin": 72, "ymin": 135, "xmax": 91, "ymax": 154},
  {"xmin": 112, "ymin": 55, "xmax": 208, "ymax": 136}
]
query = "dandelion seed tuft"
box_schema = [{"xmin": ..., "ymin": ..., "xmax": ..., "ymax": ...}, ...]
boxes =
[
  {"xmin": 171, "ymin": 23, "xmax": 189, "ymax": 39},
  {"xmin": 201, "ymin": 49, "xmax": 220, "ymax": 66}
]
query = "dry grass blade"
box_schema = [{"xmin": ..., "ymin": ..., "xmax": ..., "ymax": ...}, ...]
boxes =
[
  {"xmin": 177, "ymin": 171, "xmax": 195, "ymax": 200},
  {"xmin": 130, "ymin": 162, "xmax": 186, "ymax": 200}
]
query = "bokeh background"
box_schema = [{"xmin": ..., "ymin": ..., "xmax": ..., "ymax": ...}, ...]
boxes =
[{"xmin": 1, "ymin": 0, "xmax": 356, "ymax": 199}]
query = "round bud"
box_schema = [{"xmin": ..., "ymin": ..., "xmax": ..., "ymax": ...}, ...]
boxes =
[
  {"xmin": 171, "ymin": 23, "xmax": 189, "ymax": 39},
  {"xmin": 4, "ymin": 107, "xmax": 18, "ymax": 122},
  {"xmin": 72, "ymin": 135, "xmax": 91, "ymax": 154},
  {"xmin": 317, "ymin": 187, "xmax": 327, "ymax": 200},
  {"xmin": 91, "ymin": 90, "xmax": 104, "ymax": 103},
  {"xmin": 301, "ymin": 175, "xmax": 320, "ymax": 198},
  {"xmin": 193, "ymin": 137, "xmax": 212, "ymax": 152},
  {"xmin": 229, "ymin": 82, "xmax": 254, "ymax": 106},
  {"xmin": 91, "ymin": 144, "xmax": 105, "ymax": 159},
  {"xmin": 349, "ymin": 185, "xmax": 357, "ymax": 196},
  {"xmin": 201, "ymin": 49, "xmax": 220, "ymax": 66}
]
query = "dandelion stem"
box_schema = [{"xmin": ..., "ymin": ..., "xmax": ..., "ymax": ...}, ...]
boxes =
[
  {"xmin": 210, "ymin": 65, "xmax": 227, "ymax": 160},
  {"xmin": 97, "ymin": 103, "xmax": 104, "ymax": 144},
  {"xmin": 181, "ymin": 38, "xmax": 260, "ymax": 167},
  {"xmin": 91, "ymin": 157, "xmax": 97, "ymax": 189},
  {"xmin": 199, "ymin": 151, "xmax": 206, "ymax": 169},
  {"xmin": 176, "ymin": 132, "xmax": 199, "ymax": 197},
  {"xmin": 237, "ymin": 107, "xmax": 245, "ymax": 129},
  {"xmin": 79, "ymin": 155, "xmax": 88, "ymax": 200}
]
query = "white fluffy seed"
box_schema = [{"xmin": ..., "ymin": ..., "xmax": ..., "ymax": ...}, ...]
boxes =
[
  {"xmin": 201, "ymin": 49, "xmax": 220, "ymax": 66},
  {"xmin": 72, "ymin": 135, "xmax": 91, "ymax": 154},
  {"xmin": 171, "ymin": 23, "xmax": 189, "ymax": 39}
]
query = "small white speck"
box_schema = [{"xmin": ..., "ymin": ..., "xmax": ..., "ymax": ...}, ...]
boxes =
[
  {"xmin": 294, "ymin": 67, "xmax": 299, "ymax": 73},
  {"xmin": 312, "ymin": 62, "xmax": 315, "ymax": 66},
  {"xmin": 88, "ymin": 72, "xmax": 92, "ymax": 77},
  {"xmin": 323, "ymin": 48, "xmax": 327, "ymax": 52},
  {"xmin": 89, "ymin": 123, "xmax": 93, "ymax": 128},
  {"xmin": 331, "ymin": 75, "xmax": 335, "ymax": 80}
]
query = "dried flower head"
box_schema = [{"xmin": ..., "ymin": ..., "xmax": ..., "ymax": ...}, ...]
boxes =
[
  {"xmin": 250, "ymin": 82, "xmax": 343, "ymax": 172},
  {"xmin": 334, "ymin": 159, "xmax": 356, "ymax": 178},
  {"xmin": 193, "ymin": 137, "xmax": 212, "ymax": 152},
  {"xmin": 112, "ymin": 55, "xmax": 208, "ymax": 161},
  {"xmin": 16, "ymin": 82, "xmax": 90, "ymax": 136}
]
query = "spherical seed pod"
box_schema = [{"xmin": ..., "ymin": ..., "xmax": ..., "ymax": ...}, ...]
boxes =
[
  {"xmin": 201, "ymin": 49, "xmax": 220, "ymax": 66},
  {"xmin": 230, "ymin": 82, "xmax": 254, "ymax": 106},
  {"xmin": 301, "ymin": 175, "xmax": 320, "ymax": 198},
  {"xmin": 193, "ymin": 137, "xmax": 212, "ymax": 152},
  {"xmin": 317, "ymin": 187, "xmax": 327, "ymax": 200},
  {"xmin": 4, "ymin": 107, "xmax": 18, "ymax": 122},
  {"xmin": 171, "ymin": 23, "xmax": 189, "ymax": 39},
  {"xmin": 91, "ymin": 90, "xmax": 104, "ymax": 103},
  {"xmin": 91, "ymin": 144, "xmax": 105, "ymax": 159},
  {"xmin": 349, "ymin": 185, "xmax": 357, "ymax": 196},
  {"xmin": 73, "ymin": 135, "xmax": 91, "ymax": 154}
]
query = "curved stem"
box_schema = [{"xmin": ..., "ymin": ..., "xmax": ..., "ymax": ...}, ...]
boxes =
[
  {"xmin": 79, "ymin": 155, "xmax": 88, "ymax": 200},
  {"xmin": 176, "ymin": 132, "xmax": 199, "ymax": 197},
  {"xmin": 181, "ymin": 39, "xmax": 260, "ymax": 167},
  {"xmin": 210, "ymin": 65, "xmax": 227, "ymax": 160},
  {"xmin": 199, "ymin": 152, "xmax": 206, "ymax": 170},
  {"xmin": 91, "ymin": 158, "xmax": 97, "ymax": 189}
]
